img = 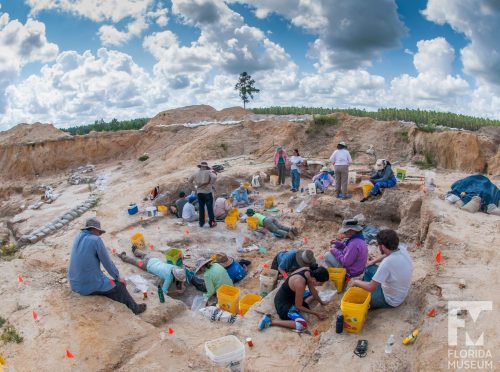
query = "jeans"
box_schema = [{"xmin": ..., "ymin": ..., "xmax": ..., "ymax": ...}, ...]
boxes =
[
  {"xmin": 369, "ymin": 177, "xmax": 397, "ymax": 196},
  {"xmin": 334, "ymin": 165, "xmax": 349, "ymax": 195},
  {"xmin": 197, "ymin": 192, "xmax": 215, "ymax": 227},
  {"xmin": 277, "ymin": 164, "xmax": 286, "ymax": 185},
  {"xmin": 91, "ymin": 281, "xmax": 142, "ymax": 314},
  {"xmin": 291, "ymin": 169, "xmax": 300, "ymax": 190},
  {"xmin": 324, "ymin": 252, "xmax": 342, "ymax": 268},
  {"xmin": 363, "ymin": 265, "xmax": 392, "ymax": 309},
  {"xmin": 263, "ymin": 217, "xmax": 290, "ymax": 238}
]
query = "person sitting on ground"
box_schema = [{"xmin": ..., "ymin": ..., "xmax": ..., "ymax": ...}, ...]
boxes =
[
  {"xmin": 173, "ymin": 191, "xmax": 188, "ymax": 218},
  {"xmin": 214, "ymin": 194, "xmax": 232, "ymax": 220},
  {"xmin": 68, "ymin": 218, "xmax": 146, "ymax": 315},
  {"xmin": 361, "ymin": 159, "xmax": 397, "ymax": 202},
  {"xmin": 245, "ymin": 208, "xmax": 298, "ymax": 239},
  {"xmin": 117, "ymin": 250, "xmax": 194, "ymax": 296},
  {"xmin": 195, "ymin": 258, "xmax": 233, "ymax": 304},
  {"xmin": 214, "ymin": 253, "xmax": 252, "ymax": 283},
  {"xmin": 351, "ymin": 229, "xmax": 413, "ymax": 309},
  {"xmin": 324, "ymin": 219, "xmax": 368, "ymax": 278},
  {"xmin": 231, "ymin": 183, "xmax": 249, "ymax": 206},
  {"xmin": 312, "ymin": 167, "xmax": 335, "ymax": 193},
  {"xmin": 182, "ymin": 195, "xmax": 198, "ymax": 222},
  {"xmin": 271, "ymin": 249, "xmax": 316, "ymax": 278},
  {"xmin": 258, "ymin": 266, "xmax": 329, "ymax": 332}
]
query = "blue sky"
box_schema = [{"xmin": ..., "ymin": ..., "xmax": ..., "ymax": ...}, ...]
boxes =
[{"xmin": 0, "ymin": 0, "xmax": 499, "ymax": 130}]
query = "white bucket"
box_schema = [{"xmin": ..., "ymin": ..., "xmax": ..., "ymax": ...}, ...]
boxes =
[
  {"xmin": 146, "ymin": 206, "xmax": 157, "ymax": 217},
  {"xmin": 205, "ymin": 335, "xmax": 245, "ymax": 372},
  {"xmin": 260, "ymin": 268, "xmax": 278, "ymax": 296},
  {"xmin": 307, "ymin": 183, "xmax": 316, "ymax": 195}
]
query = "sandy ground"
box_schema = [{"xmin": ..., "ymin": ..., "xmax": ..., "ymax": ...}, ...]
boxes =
[{"xmin": 1, "ymin": 118, "xmax": 499, "ymax": 371}]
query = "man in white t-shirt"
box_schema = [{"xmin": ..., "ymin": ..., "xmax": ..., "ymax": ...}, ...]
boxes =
[{"xmin": 351, "ymin": 229, "xmax": 412, "ymax": 309}]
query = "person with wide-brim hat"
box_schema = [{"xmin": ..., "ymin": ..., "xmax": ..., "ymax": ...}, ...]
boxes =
[
  {"xmin": 312, "ymin": 166, "xmax": 335, "ymax": 193},
  {"xmin": 188, "ymin": 160, "xmax": 217, "ymax": 228},
  {"xmin": 360, "ymin": 159, "xmax": 397, "ymax": 203},
  {"xmin": 270, "ymin": 249, "xmax": 316, "ymax": 278},
  {"xmin": 246, "ymin": 208, "xmax": 298, "ymax": 239},
  {"xmin": 194, "ymin": 257, "xmax": 233, "ymax": 303},
  {"xmin": 324, "ymin": 218, "xmax": 368, "ymax": 278},
  {"xmin": 230, "ymin": 182, "xmax": 249, "ymax": 207},
  {"xmin": 329, "ymin": 141, "xmax": 352, "ymax": 199},
  {"xmin": 214, "ymin": 253, "xmax": 252, "ymax": 283},
  {"xmin": 68, "ymin": 218, "xmax": 146, "ymax": 315}
]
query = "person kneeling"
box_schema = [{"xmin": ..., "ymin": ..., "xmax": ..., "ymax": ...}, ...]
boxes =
[
  {"xmin": 258, "ymin": 266, "xmax": 329, "ymax": 332},
  {"xmin": 361, "ymin": 159, "xmax": 397, "ymax": 202},
  {"xmin": 214, "ymin": 253, "xmax": 251, "ymax": 283},
  {"xmin": 351, "ymin": 229, "xmax": 413, "ymax": 309}
]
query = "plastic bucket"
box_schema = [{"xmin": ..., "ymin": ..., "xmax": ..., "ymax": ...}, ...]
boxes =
[
  {"xmin": 270, "ymin": 175, "xmax": 279, "ymax": 186},
  {"xmin": 308, "ymin": 183, "xmax": 316, "ymax": 195},
  {"xmin": 243, "ymin": 181, "xmax": 251, "ymax": 190},
  {"xmin": 264, "ymin": 197, "xmax": 274, "ymax": 209},
  {"xmin": 341, "ymin": 287, "xmax": 371, "ymax": 333},
  {"xmin": 130, "ymin": 233, "xmax": 145, "ymax": 250},
  {"xmin": 164, "ymin": 248, "xmax": 183, "ymax": 267},
  {"xmin": 205, "ymin": 335, "xmax": 245, "ymax": 372},
  {"xmin": 246, "ymin": 216, "xmax": 258, "ymax": 230},
  {"xmin": 239, "ymin": 294, "xmax": 262, "ymax": 316},
  {"xmin": 361, "ymin": 182, "xmax": 373, "ymax": 198},
  {"xmin": 396, "ymin": 168, "xmax": 407, "ymax": 181},
  {"xmin": 146, "ymin": 206, "xmax": 157, "ymax": 217},
  {"xmin": 225, "ymin": 216, "xmax": 237, "ymax": 229},
  {"xmin": 227, "ymin": 208, "xmax": 239, "ymax": 218},
  {"xmin": 217, "ymin": 285, "xmax": 240, "ymax": 314},
  {"xmin": 327, "ymin": 268, "xmax": 346, "ymax": 292},
  {"xmin": 259, "ymin": 268, "xmax": 278, "ymax": 296},
  {"xmin": 128, "ymin": 203, "xmax": 138, "ymax": 215},
  {"xmin": 157, "ymin": 205, "xmax": 168, "ymax": 215}
]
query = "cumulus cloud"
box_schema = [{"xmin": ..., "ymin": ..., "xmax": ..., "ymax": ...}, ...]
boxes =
[
  {"xmin": 389, "ymin": 38, "xmax": 469, "ymax": 111},
  {"xmin": 230, "ymin": 0, "xmax": 407, "ymax": 70},
  {"xmin": 422, "ymin": 0, "xmax": 500, "ymax": 86},
  {"xmin": 26, "ymin": 0, "xmax": 168, "ymax": 46},
  {"xmin": 0, "ymin": 48, "xmax": 165, "ymax": 129}
]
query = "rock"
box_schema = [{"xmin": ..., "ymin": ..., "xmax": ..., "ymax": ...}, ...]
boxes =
[{"xmin": 55, "ymin": 223, "xmax": 63, "ymax": 229}]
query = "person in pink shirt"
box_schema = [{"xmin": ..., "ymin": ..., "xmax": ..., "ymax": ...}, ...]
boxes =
[{"xmin": 274, "ymin": 146, "xmax": 289, "ymax": 186}]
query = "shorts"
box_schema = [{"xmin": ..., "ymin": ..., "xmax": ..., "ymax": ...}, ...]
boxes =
[{"xmin": 284, "ymin": 290, "xmax": 312, "ymax": 332}]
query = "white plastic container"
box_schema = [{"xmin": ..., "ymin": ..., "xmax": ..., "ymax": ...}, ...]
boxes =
[
  {"xmin": 307, "ymin": 183, "xmax": 316, "ymax": 195},
  {"xmin": 146, "ymin": 206, "xmax": 157, "ymax": 217},
  {"xmin": 205, "ymin": 335, "xmax": 245, "ymax": 372},
  {"xmin": 348, "ymin": 171, "xmax": 357, "ymax": 184}
]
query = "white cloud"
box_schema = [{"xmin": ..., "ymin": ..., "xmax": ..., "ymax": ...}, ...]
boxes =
[{"xmin": 422, "ymin": 0, "xmax": 500, "ymax": 86}]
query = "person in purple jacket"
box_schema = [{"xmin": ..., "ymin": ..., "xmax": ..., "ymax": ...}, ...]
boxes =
[{"xmin": 324, "ymin": 219, "xmax": 368, "ymax": 278}]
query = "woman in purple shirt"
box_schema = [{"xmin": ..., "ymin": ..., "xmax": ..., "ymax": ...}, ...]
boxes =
[{"xmin": 324, "ymin": 219, "xmax": 368, "ymax": 278}]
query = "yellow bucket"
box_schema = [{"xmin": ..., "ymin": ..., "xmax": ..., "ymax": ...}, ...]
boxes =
[
  {"xmin": 225, "ymin": 216, "xmax": 237, "ymax": 229},
  {"xmin": 264, "ymin": 196, "xmax": 274, "ymax": 209},
  {"xmin": 327, "ymin": 267, "xmax": 346, "ymax": 292},
  {"xmin": 239, "ymin": 294, "xmax": 262, "ymax": 316},
  {"xmin": 157, "ymin": 205, "xmax": 168, "ymax": 215},
  {"xmin": 130, "ymin": 232, "xmax": 145, "ymax": 250},
  {"xmin": 361, "ymin": 183, "xmax": 373, "ymax": 198},
  {"xmin": 270, "ymin": 175, "xmax": 279, "ymax": 186},
  {"xmin": 243, "ymin": 181, "xmax": 251, "ymax": 190},
  {"xmin": 217, "ymin": 285, "xmax": 240, "ymax": 314},
  {"xmin": 227, "ymin": 208, "xmax": 239, "ymax": 218},
  {"xmin": 247, "ymin": 216, "xmax": 258, "ymax": 230},
  {"xmin": 341, "ymin": 287, "xmax": 371, "ymax": 333}
]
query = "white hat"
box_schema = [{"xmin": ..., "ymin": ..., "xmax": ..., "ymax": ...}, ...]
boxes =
[
  {"xmin": 375, "ymin": 159, "xmax": 386, "ymax": 170},
  {"xmin": 172, "ymin": 267, "xmax": 187, "ymax": 282}
]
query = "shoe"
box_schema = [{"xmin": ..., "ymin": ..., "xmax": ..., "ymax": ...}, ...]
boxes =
[
  {"xmin": 291, "ymin": 227, "xmax": 299, "ymax": 236},
  {"xmin": 209, "ymin": 221, "xmax": 217, "ymax": 228},
  {"xmin": 360, "ymin": 197, "xmax": 368, "ymax": 203},
  {"xmin": 287, "ymin": 231, "xmax": 295, "ymax": 239},
  {"xmin": 336, "ymin": 193, "xmax": 343, "ymax": 199},
  {"xmin": 258, "ymin": 314, "xmax": 272, "ymax": 330},
  {"xmin": 342, "ymin": 194, "xmax": 352, "ymax": 199},
  {"xmin": 134, "ymin": 303, "xmax": 147, "ymax": 315},
  {"xmin": 118, "ymin": 251, "xmax": 126, "ymax": 259}
]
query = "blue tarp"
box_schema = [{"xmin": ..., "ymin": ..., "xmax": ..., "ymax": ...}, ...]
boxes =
[{"xmin": 448, "ymin": 175, "xmax": 500, "ymax": 211}]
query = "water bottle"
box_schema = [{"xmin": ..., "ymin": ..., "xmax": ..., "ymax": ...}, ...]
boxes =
[
  {"xmin": 335, "ymin": 314, "xmax": 344, "ymax": 334},
  {"xmin": 385, "ymin": 334, "xmax": 395, "ymax": 353},
  {"xmin": 157, "ymin": 285, "xmax": 165, "ymax": 303}
]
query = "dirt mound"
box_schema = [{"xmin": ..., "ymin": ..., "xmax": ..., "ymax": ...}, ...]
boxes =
[
  {"xmin": 144, "ymin": 105, "xmax": 250, "ymax": 128},
  {"xmin": 0, "ymin": 123, "xmax": 70, "ymax": 145}
]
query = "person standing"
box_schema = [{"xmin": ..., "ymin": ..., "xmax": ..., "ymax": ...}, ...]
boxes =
[
  {"xmin": 188, "ymin": 161, "xmax": 217, "ymax": 228},
  {"xmin": 68, "ymin": 218, "xmax": 146, "ymax": 315},
  {"xmin": 289, "ymin": 149, "xmax": 305, "ymax": 192},
  {"xmin": 273, "ymin": 146, "xmax": 288, "ymax": 186},
  {"xmin": 329, "ymin": 141, "xmax": 352, "ymax": 199}
]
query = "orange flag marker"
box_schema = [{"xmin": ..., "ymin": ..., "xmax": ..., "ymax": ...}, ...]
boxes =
[
  {"xmin": 149, "ymin": 245, "xmax": 154, "ymax": 251},
  {"xmin": 168, "ymin": 327, "xmax": 174, "ymax": 334},
  {"xmin": 138, "ymin": 261, "xmax": 144, "ymax": 268},
  {"xmin": 32, "ymin": 310, "xmax": 38, "ymax": 321},
  {"xmin": 66, "ymin": 350, "xmax": 74, "ymax": 359},
  {"xmin": 304, "ymin": 237, "xmax": 309, "ymax": 244},
  {"xmin": 263, "ymin": 264, "xmax": 269, "ymax": 269},
  {"xmin": 185, "ymin": 229, "xmax": 190, "ymax": 235},
  {"xmin": 18, "ymin": 276, "xmax": 24, "ymax": 283},
  {"xmin": 428, "ymin": 308, "xmax": 437, "ymax": 317},
  {"xmin": 313, "ymin": 329, "xmax": 320, "ymax": 337},
  {"xmin": 435, "ymin": 251, "xmax": 442, "ymax": 265},
  {"xmin": 112, "ymin": 248, "xmax": 116, "ymax": 254},
  {"xmin": 282, "ymin": 272, "xmax": 288, "ymax": 279}
]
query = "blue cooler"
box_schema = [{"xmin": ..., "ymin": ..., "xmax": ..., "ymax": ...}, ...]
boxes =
[{"xmin": 128, "ymin": 203, "xmax": 139, "ymax": 215}]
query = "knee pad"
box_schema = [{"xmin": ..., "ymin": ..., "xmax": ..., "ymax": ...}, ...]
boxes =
[{"xmin": 295, "ymin": 318, "xmax": 307, "ymax": 332}]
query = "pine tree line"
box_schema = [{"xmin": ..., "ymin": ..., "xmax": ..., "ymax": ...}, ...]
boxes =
[{"xmin": 61, "ymin": 118, "xmax": 150, "ymax": 135}]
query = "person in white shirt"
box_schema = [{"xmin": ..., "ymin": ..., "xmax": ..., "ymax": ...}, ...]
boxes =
[
  {"xmin": 214, "ymin": 194, "xmax": 232, "ymax": 220},
  {"xmin": 289, "ymin": 149, "xmax": 306, "ymax": 192},
  {"xmin": 351, "ymin": 229, "xmax": 413, "ymax": 309},
  {"xmin": 182, "ymin": 195, "xmax": 198, "ymax": 222},
  {"xmin": 329, "ymin": 141, "xmax": 352, "ymax": 199}
]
